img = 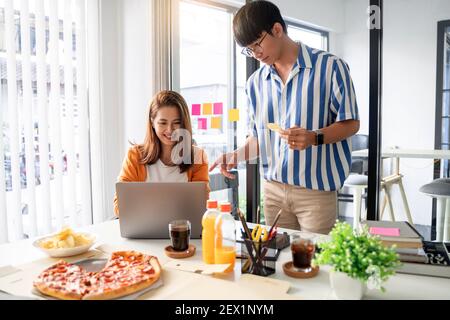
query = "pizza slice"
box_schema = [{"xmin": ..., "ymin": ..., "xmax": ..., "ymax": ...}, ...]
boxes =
[
  {"xmin": 33, "ymin": 251, "xmax": 162, "ymax": 300},
  {"xmin": 82, "ymin": 251, "xmax": 161, "ymax": 300},
  {"xmin": 33, "ymin": 261, "xmax": 92, "ymax": 300}
]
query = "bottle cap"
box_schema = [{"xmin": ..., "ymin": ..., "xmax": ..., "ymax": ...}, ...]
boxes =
[
  {"xmin": 207, "ymin": 200, "xmax": 218, "ymax": 209},
  {"xmin": 219, "ymin": 202, "xmax": 232, "ymax": 212}
]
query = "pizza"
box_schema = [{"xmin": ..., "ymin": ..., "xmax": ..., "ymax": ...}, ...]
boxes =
[
  {"xmin": 83, "ymin": 251, "xmax": 161, "ymax": 300},
  {"xmin": 33, "ymin": 260, "xmax": 94, "ymax": 300},
  {"xmin": 33, "ymin": 251, "xmax": 161, "ymax": 300}
]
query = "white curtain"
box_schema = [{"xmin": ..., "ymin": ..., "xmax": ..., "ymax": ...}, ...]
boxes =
[{"xmin": 0, "ymin": 0, "xmax": 95, "ymax": 243}]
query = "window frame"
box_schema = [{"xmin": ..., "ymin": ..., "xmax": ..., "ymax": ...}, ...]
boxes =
[
  {"xmin": 433, "ymin": 19, "xmax": 450, "ymax": 238},
  {"xmin": 285, "ymin": 19, "xmax": 330, "ymax": 51},
  {"xmin": 171, "ymin": 0, "xmax": 240, "ymax": 150},
  {"xmin": 435, "ymin": 19, "xmax": 450, "ymax": 178}
]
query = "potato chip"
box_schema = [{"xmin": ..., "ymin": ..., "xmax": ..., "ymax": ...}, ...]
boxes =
[
  {"xmin": 267, "ymin": 123, "xmax": 281, "ymax": 133},
  {"xmin": 39, "ymin": 227, "xmax": 93, "ymax": 249}
]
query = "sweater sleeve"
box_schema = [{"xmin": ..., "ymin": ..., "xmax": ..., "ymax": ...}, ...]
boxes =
[{"xmin": 191, "ymin": 148, "xmax": 211, "ymax": 199}]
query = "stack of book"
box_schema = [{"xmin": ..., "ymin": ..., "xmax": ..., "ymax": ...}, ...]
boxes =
[
  {"xmin": 362, "ymin": 220, "xmax": 450, "ymax": 278},
  {"xmin": 363, "ymin": 220, "xmax": 426, "ymax": 262}
]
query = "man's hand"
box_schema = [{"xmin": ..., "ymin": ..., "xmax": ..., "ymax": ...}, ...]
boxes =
[
  {"xmin": 279, "ymin": 126, "xmax": 316, "ymax": 150},
  {"xmin": 209, "ymin": 152, "xmax": 238, "ymax": 179}
]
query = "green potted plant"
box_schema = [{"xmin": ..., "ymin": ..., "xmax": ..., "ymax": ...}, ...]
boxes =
[{"xmin": 313, "ymin": 221, "xmax": 401, "ymax": 300}]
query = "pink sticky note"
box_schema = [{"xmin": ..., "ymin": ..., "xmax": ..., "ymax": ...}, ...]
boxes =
[
  {"xmin": 213, "ymin": 102, "xmax": 223, "ymax": 115},
  {"xmin": 192, "ymin": 104, "xmax": 201, "ymax": 116},
  {"xmin": 369, "ymin": 227, "xmax": 400, "ymax": 237},
  {"xmin": 198, "ymin": 118, "xmax": 207, "ymax": 130}
]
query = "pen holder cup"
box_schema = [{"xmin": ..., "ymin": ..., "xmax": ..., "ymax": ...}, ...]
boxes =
[{"xmin": 240, "ymin": 238, "xmax": 276, "ymax": 277}]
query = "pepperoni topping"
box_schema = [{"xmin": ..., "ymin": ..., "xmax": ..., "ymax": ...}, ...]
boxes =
[
  {"xmin": 143, "ymin": 266, "xmax": 154, "ymax": 274},
  {"xmin": 35, "ymin": 251, "xmax": 159, "ymax": 299}
]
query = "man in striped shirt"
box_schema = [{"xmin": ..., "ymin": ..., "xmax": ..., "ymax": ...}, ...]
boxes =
[{"xmin": 210, "ymin": 1, "xmax": 360, "ymax": 234}]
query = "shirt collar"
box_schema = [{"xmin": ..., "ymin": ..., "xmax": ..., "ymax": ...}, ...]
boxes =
[{"xmin": 264, "ymin": 41, "xmax": 312, "ymax": 80}]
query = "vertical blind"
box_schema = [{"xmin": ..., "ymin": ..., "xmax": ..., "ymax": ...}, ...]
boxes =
[{"xmin": 0, "ymin": 0, "xmax": 93, "ymax": 243}]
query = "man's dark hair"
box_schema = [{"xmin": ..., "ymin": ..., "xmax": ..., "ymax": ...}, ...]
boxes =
[{"xmin": 233, "ymin": 1, "xmax": 287, "ymax": 48}]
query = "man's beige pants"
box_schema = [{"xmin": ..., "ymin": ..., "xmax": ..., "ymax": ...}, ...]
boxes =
[{"xmin": 263, "ymin": 180, "xmax": 337, "ymax": 235}]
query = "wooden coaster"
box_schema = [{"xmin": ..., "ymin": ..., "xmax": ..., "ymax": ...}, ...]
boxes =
[
  {"xmin": 164, "ymin": 244, "xmax": 196, "ymax": 259},
  {"xmin": 282, "ymin": 261, "xmax": 319, "ymax": 279}
]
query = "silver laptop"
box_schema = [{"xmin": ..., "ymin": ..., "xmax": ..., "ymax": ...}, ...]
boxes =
[{"xmin": 116, "ymin": 182, "xmax": 207, "ymax": 239}]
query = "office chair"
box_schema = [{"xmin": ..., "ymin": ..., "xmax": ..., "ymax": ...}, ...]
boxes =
[{"xmin": 209, "ymin": 170, "xmax": 239, "ymax": 217}]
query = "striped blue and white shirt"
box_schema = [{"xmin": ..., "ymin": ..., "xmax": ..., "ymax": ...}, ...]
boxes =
[{"xmin": 246, "ymin": 42, "xmax": 359, "ymax": 191}]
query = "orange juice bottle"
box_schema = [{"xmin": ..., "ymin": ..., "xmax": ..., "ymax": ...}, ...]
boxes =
[
  {"xmin": 214, "ymin": 202, "xmax": 236, "ymax": 273},
  {"xmin": 202, "ymin": 200, "xmax": 219, "ymax": 264}
]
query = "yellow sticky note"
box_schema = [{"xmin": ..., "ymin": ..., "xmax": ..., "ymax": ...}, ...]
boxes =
[
  {"xmin": 203, "ymin": 103, "xmax": 213, "ymax": 115},
  {"xmin": 229, "ymin": 109, "xmax": 240, "ymax": 122},
  {"xmin": 211, "ymin": 117, "xmax": 222, "ymax": 129}
]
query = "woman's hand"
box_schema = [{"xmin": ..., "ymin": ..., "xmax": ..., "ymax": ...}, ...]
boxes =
[{"xmin": 209, "ymin": 152, "xmax": 238, "ymax": 179}]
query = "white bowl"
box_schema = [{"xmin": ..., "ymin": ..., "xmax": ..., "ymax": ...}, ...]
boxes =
[{"xmin": 33, "ymin": 233, "xmax": 96, "ymax": 258}]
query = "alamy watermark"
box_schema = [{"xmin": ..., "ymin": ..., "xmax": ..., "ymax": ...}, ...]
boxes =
[
  {"xmin": 367, "ymin": 5, "xmax": 381, "ymax": 30},
  {"xmin": 167, "ymin": 129, "xmax": 272, "ymax": 166}
]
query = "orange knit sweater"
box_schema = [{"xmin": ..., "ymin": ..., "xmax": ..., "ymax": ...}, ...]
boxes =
[{"xmin": 113, "ymin": 145, "xmax": 210, "ymax": 216}]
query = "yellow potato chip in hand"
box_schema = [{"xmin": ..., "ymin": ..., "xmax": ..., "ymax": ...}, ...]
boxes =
[{"xmin": 267, "ymin": 123, "xmax": 281, "ymax": 133}]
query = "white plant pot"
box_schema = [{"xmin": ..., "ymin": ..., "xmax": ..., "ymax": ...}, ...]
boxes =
[{"xmin": 329, "ymin": 271, "xmax": 367, "ymax": 300}]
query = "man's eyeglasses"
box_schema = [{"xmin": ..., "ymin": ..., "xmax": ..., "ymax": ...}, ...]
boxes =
[{"xmin": 241, "ymin": 32, "xmax": 268, "ymax": 57}]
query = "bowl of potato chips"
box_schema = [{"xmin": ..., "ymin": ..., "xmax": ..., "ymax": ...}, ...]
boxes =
[{"xmin": 33, "ymin": 227, "xmax": 96, "ymax": 258}]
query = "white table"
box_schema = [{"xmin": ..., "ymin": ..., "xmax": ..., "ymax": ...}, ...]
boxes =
[
  {"xmin": 352, "ymin": 148, "xmax": 450, "ymax": 160},
  {"xmin": 1, "ymin": 220, "xmax": 450, "ymax": 300}
]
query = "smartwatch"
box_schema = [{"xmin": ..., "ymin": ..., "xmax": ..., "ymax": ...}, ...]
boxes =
[{"xmin": 314, "ymin": 129, "xmax": 324, "ymax": 146}]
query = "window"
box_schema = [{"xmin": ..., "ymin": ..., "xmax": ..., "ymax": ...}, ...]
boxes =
[
  {"xmin": 287, "ymin": 22, "xmax": 328, "ymax": 51},
  {"xmin": 436, "ymin": 21, "xmax": 450, "ymax": 177},
  {"xmin": 436, "ymin": 21, "xmax": 450, "ymax": 178},
  {"xmin": 177, "ymin": 0, "xmax": 247, "ymax": 213},
  {"xmin": 0, "ymin": 0, "xmax": 93, "ymax": 243}
]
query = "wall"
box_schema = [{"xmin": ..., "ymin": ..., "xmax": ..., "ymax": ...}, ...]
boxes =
[
  {"xmin": 98, "ymin": 0, "xmax": 124, "ymax": 219},
  {"xmin": 96, "ymin": 0, "xmax": 155, "ymax": 218},
  {"xmin": 120, "ymin": 0, "xmax": 153, "ymax": 151}
]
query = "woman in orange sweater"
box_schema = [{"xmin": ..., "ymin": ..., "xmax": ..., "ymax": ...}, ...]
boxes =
[{"xmin": 114, "ymin": 90, "xmax": 210, "ymax": 216}]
